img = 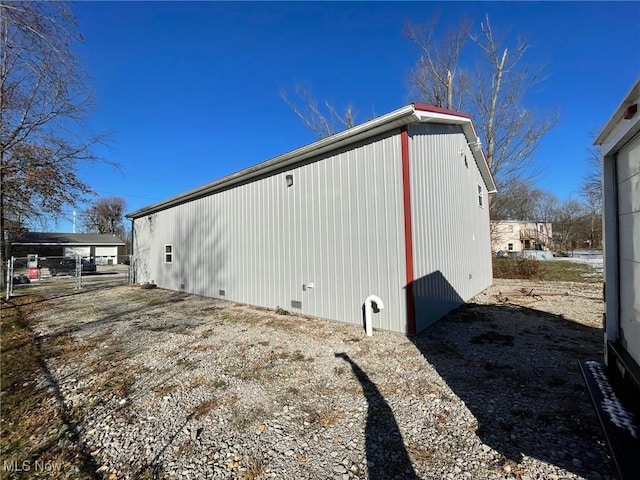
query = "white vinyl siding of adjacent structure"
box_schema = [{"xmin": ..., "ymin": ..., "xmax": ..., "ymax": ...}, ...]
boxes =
[
  {"xmin": 408, "ymin": 123, "xmax": 492, "ymax": 331},
  {"xmin": 94, "ymin": 246, "xmax": 118, "ymax": 265},
  {"xmin": 64, "ymin": 246, "xmax": 90, "ymax": 258},
  {"xmin": 133, "ymin": 133, "xmax": 409, "ymax": 332},
  {"xmin": 616, "ymin": 132, "xmax": 640, "ymax": 362}
]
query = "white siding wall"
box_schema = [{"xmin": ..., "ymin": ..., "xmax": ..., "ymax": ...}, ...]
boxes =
[
  {"xmin": 408, "ymin": 123, "xmax": 492, "ymax": 331},
  {"xmin": 134, "ymin": 133, "xmax": 409, "ymax": 332},
  {"xmin": 616, "ymin": 132, "xmax": 640, "ymax": 364},
  {"xmin": 64, "ymin": 246, "xmax": 90, "ymax": 258}
]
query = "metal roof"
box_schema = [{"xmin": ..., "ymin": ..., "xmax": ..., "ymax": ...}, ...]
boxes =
[
  {"xmin": 11, "ymin": 232, "xmax": 126, "ymax": 246},
  {"xmin": 127, "ymin": 103, "xmax": 496, "ymax": 219}
]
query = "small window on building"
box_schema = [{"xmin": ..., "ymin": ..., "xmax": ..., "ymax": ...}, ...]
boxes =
[
  {"xmin": 508, "ymin": 243, "xmax": 514, "ymax": 251},
  {"xmin": 477, "ymin": 184, "xmax": 484, "ymax": 207},
  {"xmin": 164, "ymin": 244, "xmax": 173, "ymax": 264}
]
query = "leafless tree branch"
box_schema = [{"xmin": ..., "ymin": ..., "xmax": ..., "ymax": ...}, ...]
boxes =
[{"xmin": 280, "ymin": 84, "xmax": 356, "ymax": 139}]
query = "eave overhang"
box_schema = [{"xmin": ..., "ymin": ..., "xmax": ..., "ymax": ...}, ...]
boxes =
[{"xmin": 127, "ymin": 104, "xmax": 496, "ymax": 219}]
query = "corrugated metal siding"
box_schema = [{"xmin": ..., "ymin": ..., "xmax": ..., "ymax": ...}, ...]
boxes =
[
  {"xmin": 408, "ymin": 123, "xmax": 492, "ymax": 332},
  {"xmin": 133, "ymin": 132, "xmax": 408, "ymax": 332},
  {"xmin": 616, "ymin": 132, "xmax": 640, "ymax": 364}
]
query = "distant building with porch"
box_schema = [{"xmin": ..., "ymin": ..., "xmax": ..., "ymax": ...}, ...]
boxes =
[{"xmin": 491, "ymin": 221, "xmax": 556, "ymax": 253}]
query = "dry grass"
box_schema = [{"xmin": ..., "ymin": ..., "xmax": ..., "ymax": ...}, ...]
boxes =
[
  {"xmin": 407, "ymin": 442, "xmax": 436, "ymax": 464},
  {"xmin": 189, "ymin": 398, "xmax": 221, "ymax": 419},
  {"xmin": 153, "ymin": 384, "xmax": 179, "ymax": 396},
  {"xmin": 303, "ymin": 406, "xmax": 344, "ymax": 427},
  {"xmin": 493, "ymin": 257, "xmax": 547, "ymax": 280},
  {"xmin": 240, "ymin": 456, "xmax": 268, "ymax": 479},
  {"xmin": 0, "ymin": 298, "xmax": 98, "ymax": 479},
  {"xmin": 231, "ymin": 405, "xmax": 266, "ymax": 430}
]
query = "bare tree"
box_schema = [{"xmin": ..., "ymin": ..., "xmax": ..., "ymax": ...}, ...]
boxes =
[
  {"xmin": 406, "ymin": 14, "xmax": 558, "ymax": 206},
  {"xmin": 0, "ymin": 1, "xmax": 106, "ymax": 273},
  {"xmin": 533, "ymin": 190, "xmax": 559, "ymax": 224},
  {"xmin": 468, "ymin": 16, "xmax": 556, "ymax": 187},
  {"xmin": 490, "ymin": 180, "xmax": 545, "ymax": 221},
  {"xmin": 280, "ymin": 84, "xmax": 356, "ymax": 139},
  {"xmin": 83, "ymin": 196, "xmax": 127, "ymax": 238},
  {"xmin": 552, "ymin": 198, "xmax": 586, "ymax": 252},
  {"xmin": 579, "ymin": 147, "xmax": 603, "ymax": 248},
  {"xmin": 403, "ymin": 15, "xmax": 471, "ymax": 110}
]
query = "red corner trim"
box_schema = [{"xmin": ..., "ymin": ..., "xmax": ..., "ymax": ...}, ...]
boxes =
[
  {"xmin": 401, "ymin": 126, "xmax": 416, "ymax": 335},
  {"xmin": 412, "ymin": 103, "xmax": 472, "ymax": 120}
]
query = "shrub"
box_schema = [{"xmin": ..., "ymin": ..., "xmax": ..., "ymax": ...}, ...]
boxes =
[{"xmin": 493, "ymin": 257, "xmax": 546, "ymax": 280}]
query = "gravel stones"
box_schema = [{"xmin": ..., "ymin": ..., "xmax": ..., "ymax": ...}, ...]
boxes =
[{"xmin": 28, "ymin": 280, "xmax": 614, "ymax": 479}]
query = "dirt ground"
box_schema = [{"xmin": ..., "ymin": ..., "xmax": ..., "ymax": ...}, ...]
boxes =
[{"xmin": 7, "ymin": 278, "xmax": 613, "ymax": 479}]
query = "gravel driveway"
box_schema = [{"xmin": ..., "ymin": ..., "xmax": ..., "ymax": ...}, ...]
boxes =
[{"xmin": 29, "ymin": 279, "xmax": 613, "ymax": 479}]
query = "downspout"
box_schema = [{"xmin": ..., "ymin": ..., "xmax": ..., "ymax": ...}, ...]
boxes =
[{"xmin": 364, "ymin": 295, "xmax": 384, "ymax": 337}]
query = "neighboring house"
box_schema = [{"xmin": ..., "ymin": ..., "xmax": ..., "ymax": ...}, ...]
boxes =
[
  {"xmin": 582, "ymin": 79, "xmax": 640, "ymax": 479},
  {"xmin": 491, "ymin": 220, "xmax": 554, "ymax": 253},
  {"xmin": 127, "ymin": 104, "xmax": 497, "ymax": 335},
  {"xmin": 11, "ymin": 232, "xmax": 126, "ymax": 265}
]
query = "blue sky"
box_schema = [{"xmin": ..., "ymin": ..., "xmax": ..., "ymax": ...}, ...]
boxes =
[{"xmin": 53, "ymin": 1, "xmax": 639, "ymax": 231}]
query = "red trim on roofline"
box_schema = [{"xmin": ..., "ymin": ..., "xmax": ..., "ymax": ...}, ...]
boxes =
[
  {"xmin": 412, "ymin": 103, "xmax": 472, "ymax": 120},
  {"xmin": 401, "ymin": 126, "xmax": 416, "ymax": 335}
]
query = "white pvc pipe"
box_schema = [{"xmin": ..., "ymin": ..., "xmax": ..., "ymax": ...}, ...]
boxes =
[{"xmin": 364, "ymin": 295, "xmax": 384, "ymax": 337}]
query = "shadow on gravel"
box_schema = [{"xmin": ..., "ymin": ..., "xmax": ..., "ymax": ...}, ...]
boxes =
[
  {"xmin": 410, "ymin": 299, "xmax": 614, "ymax": 478},
  {"xmin": 335, "ymin": 353, "xmax": 419, "ymax": 480},
  {"xmin": 6, "ymin": 300, "xmax": 102, "ymax": 479}
]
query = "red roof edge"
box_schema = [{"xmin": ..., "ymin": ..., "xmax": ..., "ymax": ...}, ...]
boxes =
[{"xmin": 412, "ymin": 103, "xmax": 472, "ymax": 120}]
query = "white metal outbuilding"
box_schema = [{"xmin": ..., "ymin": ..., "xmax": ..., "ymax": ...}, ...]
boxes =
[
  {"xmin": 582, "ymin": 79, "xmax": 640, "ymax": 480},
  {"xmin": 596, "ymin": 79, "xmax": 640, "ymax": 391},
  {"xmin": 127, "ymin": 104, "xmax": 496, "ymax": 335}
]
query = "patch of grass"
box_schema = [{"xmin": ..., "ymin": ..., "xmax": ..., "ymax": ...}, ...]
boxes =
[
  {"xmin": 231, "ymin": 405, "xmax": 266, "ymax": 430},
  {"xmin": 137, "ymin": 464, "xmax": 164, "ymax": 480},
  {"xmin": 240, "ymin": 456, "xmax": 268, "ymax": 479},
  {"xmin": 543, "ymin": 260, "xmax": 602, "ymax": 282},
  {"xmin": 176, "ymin": 358, "xmax": 198, "ymax": 370},
  {"xmin": 407, "ymin": 442, "xmax": 435, "ymax": 463},
  {"xmin": 110, "ymin": 374, "xmax": 136, "ymax": 398},
  {"xmin": 153, "ymin": 384, "xmax": 179, "ymax": 396},
  {"xmin": 493, "ymin": 257, "xmax": 602, "ymax": 283},
  {"xmin": 175, "ymin": 440, "xmax": 194, "ymax": 457},
  {"xmin": 303, "ymin": 406, "xmax": 344, "ymax": 427},
  {"xmin": 189, "ymin": 398, "xmax": 220, "ymax": 419},
  {"xmin": 213, "ymin": 379, "xmax": 228, "ymax": 390},
  {"xmin": 46, "ymin": 333, "xmax": 94, "ymax": 359},
  {"xmin": 192, "ymin": 343, "xmax": 215, "ymax": 352},
  {"xmin": 290, "ymin": 350, "xmax": 314, "ymax": 362},
  {"xmin": 0, "ymin": 298, "xmax": 99, "ymax": 479},
  {"xmin": 264, "ymin": 317, "xmax": 298, "ymax": 331}
]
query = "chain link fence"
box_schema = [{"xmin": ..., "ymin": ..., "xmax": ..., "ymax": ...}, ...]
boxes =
[{"xmin": 5, "ymin": 254, "xmax": 134, "ymax": 300}]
